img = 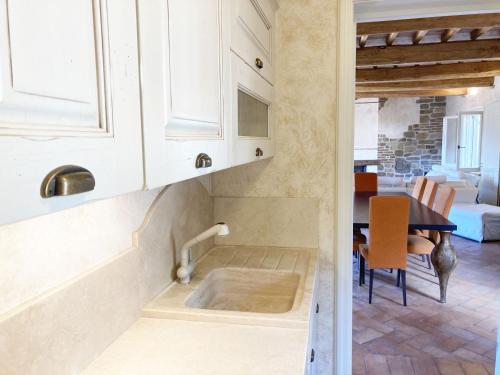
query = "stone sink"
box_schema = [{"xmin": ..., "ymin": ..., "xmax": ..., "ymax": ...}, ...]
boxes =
[
  {"xmin": 142, "ymin": 245, "xmax": 318, "ymax": 328},
  {"xmin": 185, "ymin": 268, "xmax": 300, "ymax": 314}
]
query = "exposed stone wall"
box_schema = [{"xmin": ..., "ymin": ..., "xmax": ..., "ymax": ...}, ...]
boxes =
[{"xmin": 378, "ymin": 96, "xmax": 446, "ymax": 178}]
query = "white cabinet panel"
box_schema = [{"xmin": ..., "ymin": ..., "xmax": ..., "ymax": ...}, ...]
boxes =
[
  {"xmin": 138, "ymin": 0, "xmax": 230, "ymax": 189},
  {"xmin": 0, "ymin": 0, "xmax": 109, "ymax": 135},
  {"xmin": 168, "ymin": 0, "xmax": 221, "ymax": 136},
  {"xmin": 0, "ymin": 0, "xmax": 143, "ymax": 224},
  {"xmin": 231, "ymin": 54, "xmax": 274, "ymax": 167},
  {"xmin": 231, "ymin": 0, "xmax": 277, "ymax": 85}
]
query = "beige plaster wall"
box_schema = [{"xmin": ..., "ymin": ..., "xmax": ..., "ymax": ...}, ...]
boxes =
[
  {"xmin": 214, "ymin": 197, "xmax": 319, "ymax": 248},
  {"xmin": 0, "ymin": 179, "xmax": 214, "ymax": 374},
  {"xmin": 212, "ymin": 0, "xmax": 338, "ymax": 372},
  {"xmin": 379, "ymin": 97, "xmax": 420, "ymax": 139}
]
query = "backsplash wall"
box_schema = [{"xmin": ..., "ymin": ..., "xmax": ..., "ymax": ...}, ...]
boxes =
[
  {"xmin": 378, "ymin": 96, "xmax": 447, "ymax": 178},
  {"xmin": 0, "ymin": 178, "xmax": 214, "ymax": 374},
  {"xmin": 0, "ymin": 188, "xmax": 159, "ymax": 315}
]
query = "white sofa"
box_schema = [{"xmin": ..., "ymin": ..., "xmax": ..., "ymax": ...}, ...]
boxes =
[
  {"xmin": 377, "ymin": 166, "xmax": 500, "ymax": 242},
  {"xmin": 409, "ymin": 165, "xmax": 499, "ymax": 242},
  {"xmin": 449, "ymin": 204, "xmax": 500, "ymax": 242},
  {"xmin": 377, "ymin": 176, "xmax": 407, "ymax": 193},
  {"xmin": 407, "ymin": 176, "xmax": 479, "ymax": 204},
  {"xmin": 378, "ymin": 173, "xmax": 479, "ymax": 205}
]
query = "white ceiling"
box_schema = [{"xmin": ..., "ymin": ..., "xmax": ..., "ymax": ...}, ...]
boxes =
[{"xmin": 354, "ymin": 0, "xmax": 500, "ymax": 23}]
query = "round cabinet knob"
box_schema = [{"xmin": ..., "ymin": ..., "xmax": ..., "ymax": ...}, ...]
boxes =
[
  {"xmin": 255, "ymin": 58, "xmax": 264, "ymax": 70},
  {"xmin": 255, "ymin": 148, "xmax": 264, "ymax": 157}
]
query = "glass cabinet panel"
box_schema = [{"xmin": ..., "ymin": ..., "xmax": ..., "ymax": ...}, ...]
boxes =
[{"xmin": 238, "ymin": 89, "xmax": 269, "ymax": 137}]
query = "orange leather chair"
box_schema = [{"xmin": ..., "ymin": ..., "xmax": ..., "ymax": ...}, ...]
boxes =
[
  {"xmin": 353, "ymin": 231, "xmax": 366, "ymax": 253},
  {"xmin": 408, "ymin": 186, "xmax": 456, "ymax": 270},
  {"xmin": 409, "ymin": 176, "xmax": 428, "ymax": 254},
  {"xmin": 359, "ymin": 196, "xmax": 410, "ymax": 306},
  {"xmin": 421, "ymin": 179, "xmax": 438, "ymax": 208},
  {"xmin": 412, "ymin": 176, "xmax": 427, "ymax": 202},
  {"xmin": 354, "ymin": 173, "xmax": 378, "ymax": 192},
  {"xmin": 353, "ymin": 230, "xmax": 366, "ymax": 270},
  {"xmin": 352, "ymin": 173, "xmax": 375, "ymax": 260}
]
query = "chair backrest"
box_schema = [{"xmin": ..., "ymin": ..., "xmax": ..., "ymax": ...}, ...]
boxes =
[
  {"xmin": 368, "ymin": 196, "xmax": 410, "ymax": 269},
  {"xmin": 355, "ymin": 173, "xmax": 378, "ymax": 192},
  {"xmin": 421, "ymin": 180, "xmax": 438, "ymax": 208},
  {"xmin": 412, "ymin": 177, "xmax": 427, "ymax": 202},
  {"xmin": 433, "ymin": 185, "xmax": 456, "ymax": 219}
]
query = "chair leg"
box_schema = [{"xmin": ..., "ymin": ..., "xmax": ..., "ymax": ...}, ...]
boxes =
[
  {"xmin": 359, "ymin": 255, "xmax": 365, "ymax": 286},
  {"xmin": 396, "ymin": 269, "xmax": 401, "ymax": 287},
  {"xmin": 401, "ymin": 270, "xmax": 407, "ymax": 306},
  {"xmin": 369, "ymin": 269, "xmax": 374, "ymax": 304},
  {"xmin": 389, "ymin": 268, "xmax": 393, "ymax": 273},
  {"xmin": 421, "ymin": 255, "xmax": 425, "ymax": 262},
  {"xmin": 426, "ymin": 254, "xmax": 431, "ymax": 270}
]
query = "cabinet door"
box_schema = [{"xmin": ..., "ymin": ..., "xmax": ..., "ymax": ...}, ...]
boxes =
[
  {"xmin": 0, "ymin": 0, "xmax": 143, "ymax": 225},
  {"xmin": 231, "ymin": 0, "xmax": 276, "ymax": 85},
  {"xmin": 231, "ymin": 54, "xmax": 274, "ymax": 167},
  {"xmin": 138, "ymin": 0, "xmax": 230, "ymax": 189}
]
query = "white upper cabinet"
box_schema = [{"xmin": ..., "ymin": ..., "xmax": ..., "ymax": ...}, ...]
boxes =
[
  {"xmin": 0, "ymin": 0, "xmax": 143, "ymax": 225},
  {"xmin": 231, "ymin": 0, "xmax": 277, "ymax": 85},
  {"xmin": 137, "ymin": 0, "xmax": 231, "ymax": 189},
  {"xmin": 230, "ymin": 0, "xmax": 277, "ymax": 166},
  {"xmin": 231, "ymin": 54, "xmax": 274, "ymax": 166}
]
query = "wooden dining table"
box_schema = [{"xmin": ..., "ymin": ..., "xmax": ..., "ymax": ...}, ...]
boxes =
[{"xmin": 353, "ymin": 192, "xmax": 458, "ymax": 303}]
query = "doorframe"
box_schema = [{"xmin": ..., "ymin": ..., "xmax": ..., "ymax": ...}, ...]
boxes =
[
  {"xmin": 334, "ymin": 2, "xmax": 500, "ymax": 374},
  {"xmin": 334, "ymin": 0, "xmax": 356, "ymax": 374}
]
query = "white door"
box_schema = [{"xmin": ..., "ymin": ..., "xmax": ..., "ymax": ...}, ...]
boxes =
[
  {"xmin": 0, "ymin": 0, "xmax": 143, "ymax": 225},
  {"xmin": 138, "ymin": 0, "xmax": 231, "ymax": 189}
]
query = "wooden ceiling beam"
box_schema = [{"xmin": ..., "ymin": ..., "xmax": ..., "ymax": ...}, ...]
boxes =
[
  {"xmin": 441, "ymin": 28, "xmax": 460, "ymax": 42},
  {"xmin": 357, "ymin": 77, "xmax": 494, "ymax": 92},
  {"xmin": 386, "ymin": 32, "xmax": 398, "ymax": 46},
  {"xmin": 357, "ymin": 39, "xmax": 500, "ymax": 66},
  {"xmin": 359, "ymin": 35, "xmax": 368, "ymax": 48},
  {"xmin": 356, "ymin": 88, "xmax": 469, "ymax": 98},
  {"xmin": 357, "ymin": 13, "xmax": 500, "ymax": 36},
  {"xmin": 413, "ymin": 30, "xmax": 428, "ymax": 45},
  {"xmin": 471, "ymin": 27, "xmax": 493, "ymax": 40},
  {"xmin": 356, "ymin": 61, "xmax": 500, "ymax": 83}
]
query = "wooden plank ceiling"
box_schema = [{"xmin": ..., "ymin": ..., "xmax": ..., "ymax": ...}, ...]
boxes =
[{"xmin": 356, "ymin": 13, "xmax": 500, "ymax": 98}]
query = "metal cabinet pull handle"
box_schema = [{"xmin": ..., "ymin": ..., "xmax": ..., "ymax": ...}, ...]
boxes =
[
  {"xmin": 195, "ymin": 153, "xmax": 213, "ymax": 169},
  {"xmin": 310, "ymin": 349, "xmax": 315, "ymax": 363},
  {"xmin": 256, "ymin": 148, "xmax": 264, "ymax": 157},
  {"xmin": 255, "ymin": 58, "xmax": 264, "ymax": 70},
  {"xmin": 41, "ymin": 165, "xmax": 95, "ymax": 198}
]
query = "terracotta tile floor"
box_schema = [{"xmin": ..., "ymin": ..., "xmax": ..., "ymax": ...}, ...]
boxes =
[{"xmin": 353, "ymin": 235, "xmax": 500, "ymax": 375}]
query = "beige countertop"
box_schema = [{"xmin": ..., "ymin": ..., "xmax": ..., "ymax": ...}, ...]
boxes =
[
  {"xmin": 83, "ymin": 318, "xmax": 308, "ymax": 375},
  {"xmin": 83, "ymin": 246, "xmax": 318, "ymax": 375}
]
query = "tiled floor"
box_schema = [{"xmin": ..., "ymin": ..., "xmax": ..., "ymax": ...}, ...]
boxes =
[{"xmin": 353, "ymin": 235, "xmax": 500, "ymax": 375}]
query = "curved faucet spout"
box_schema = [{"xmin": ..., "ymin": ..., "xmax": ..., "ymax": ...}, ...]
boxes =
[{"xmin": 177, "ymin": 223, "xmax": 230, "ymax": 284}]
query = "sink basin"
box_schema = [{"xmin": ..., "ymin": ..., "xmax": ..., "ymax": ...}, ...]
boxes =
[{"xmin": 185, "ymin": 268, "xmax": 300, "ymax": 314}]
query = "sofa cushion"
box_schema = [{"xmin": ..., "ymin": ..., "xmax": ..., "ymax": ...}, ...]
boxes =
[
  {"xmin": 378, "ymin": 176, "xmax": 405, "ymax": 187},
  {"xmin": 452, "ymin": 187, "xmax": 479, "ymax": 204},
  {"xmin": 410, "ymin": 175, "xmax": 447, "ymax": 184}
]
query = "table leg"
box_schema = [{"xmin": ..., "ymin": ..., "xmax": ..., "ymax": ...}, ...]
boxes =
[{"xmin": 431, "ymin": 231, "xmax": 457, "ymax": 303}]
